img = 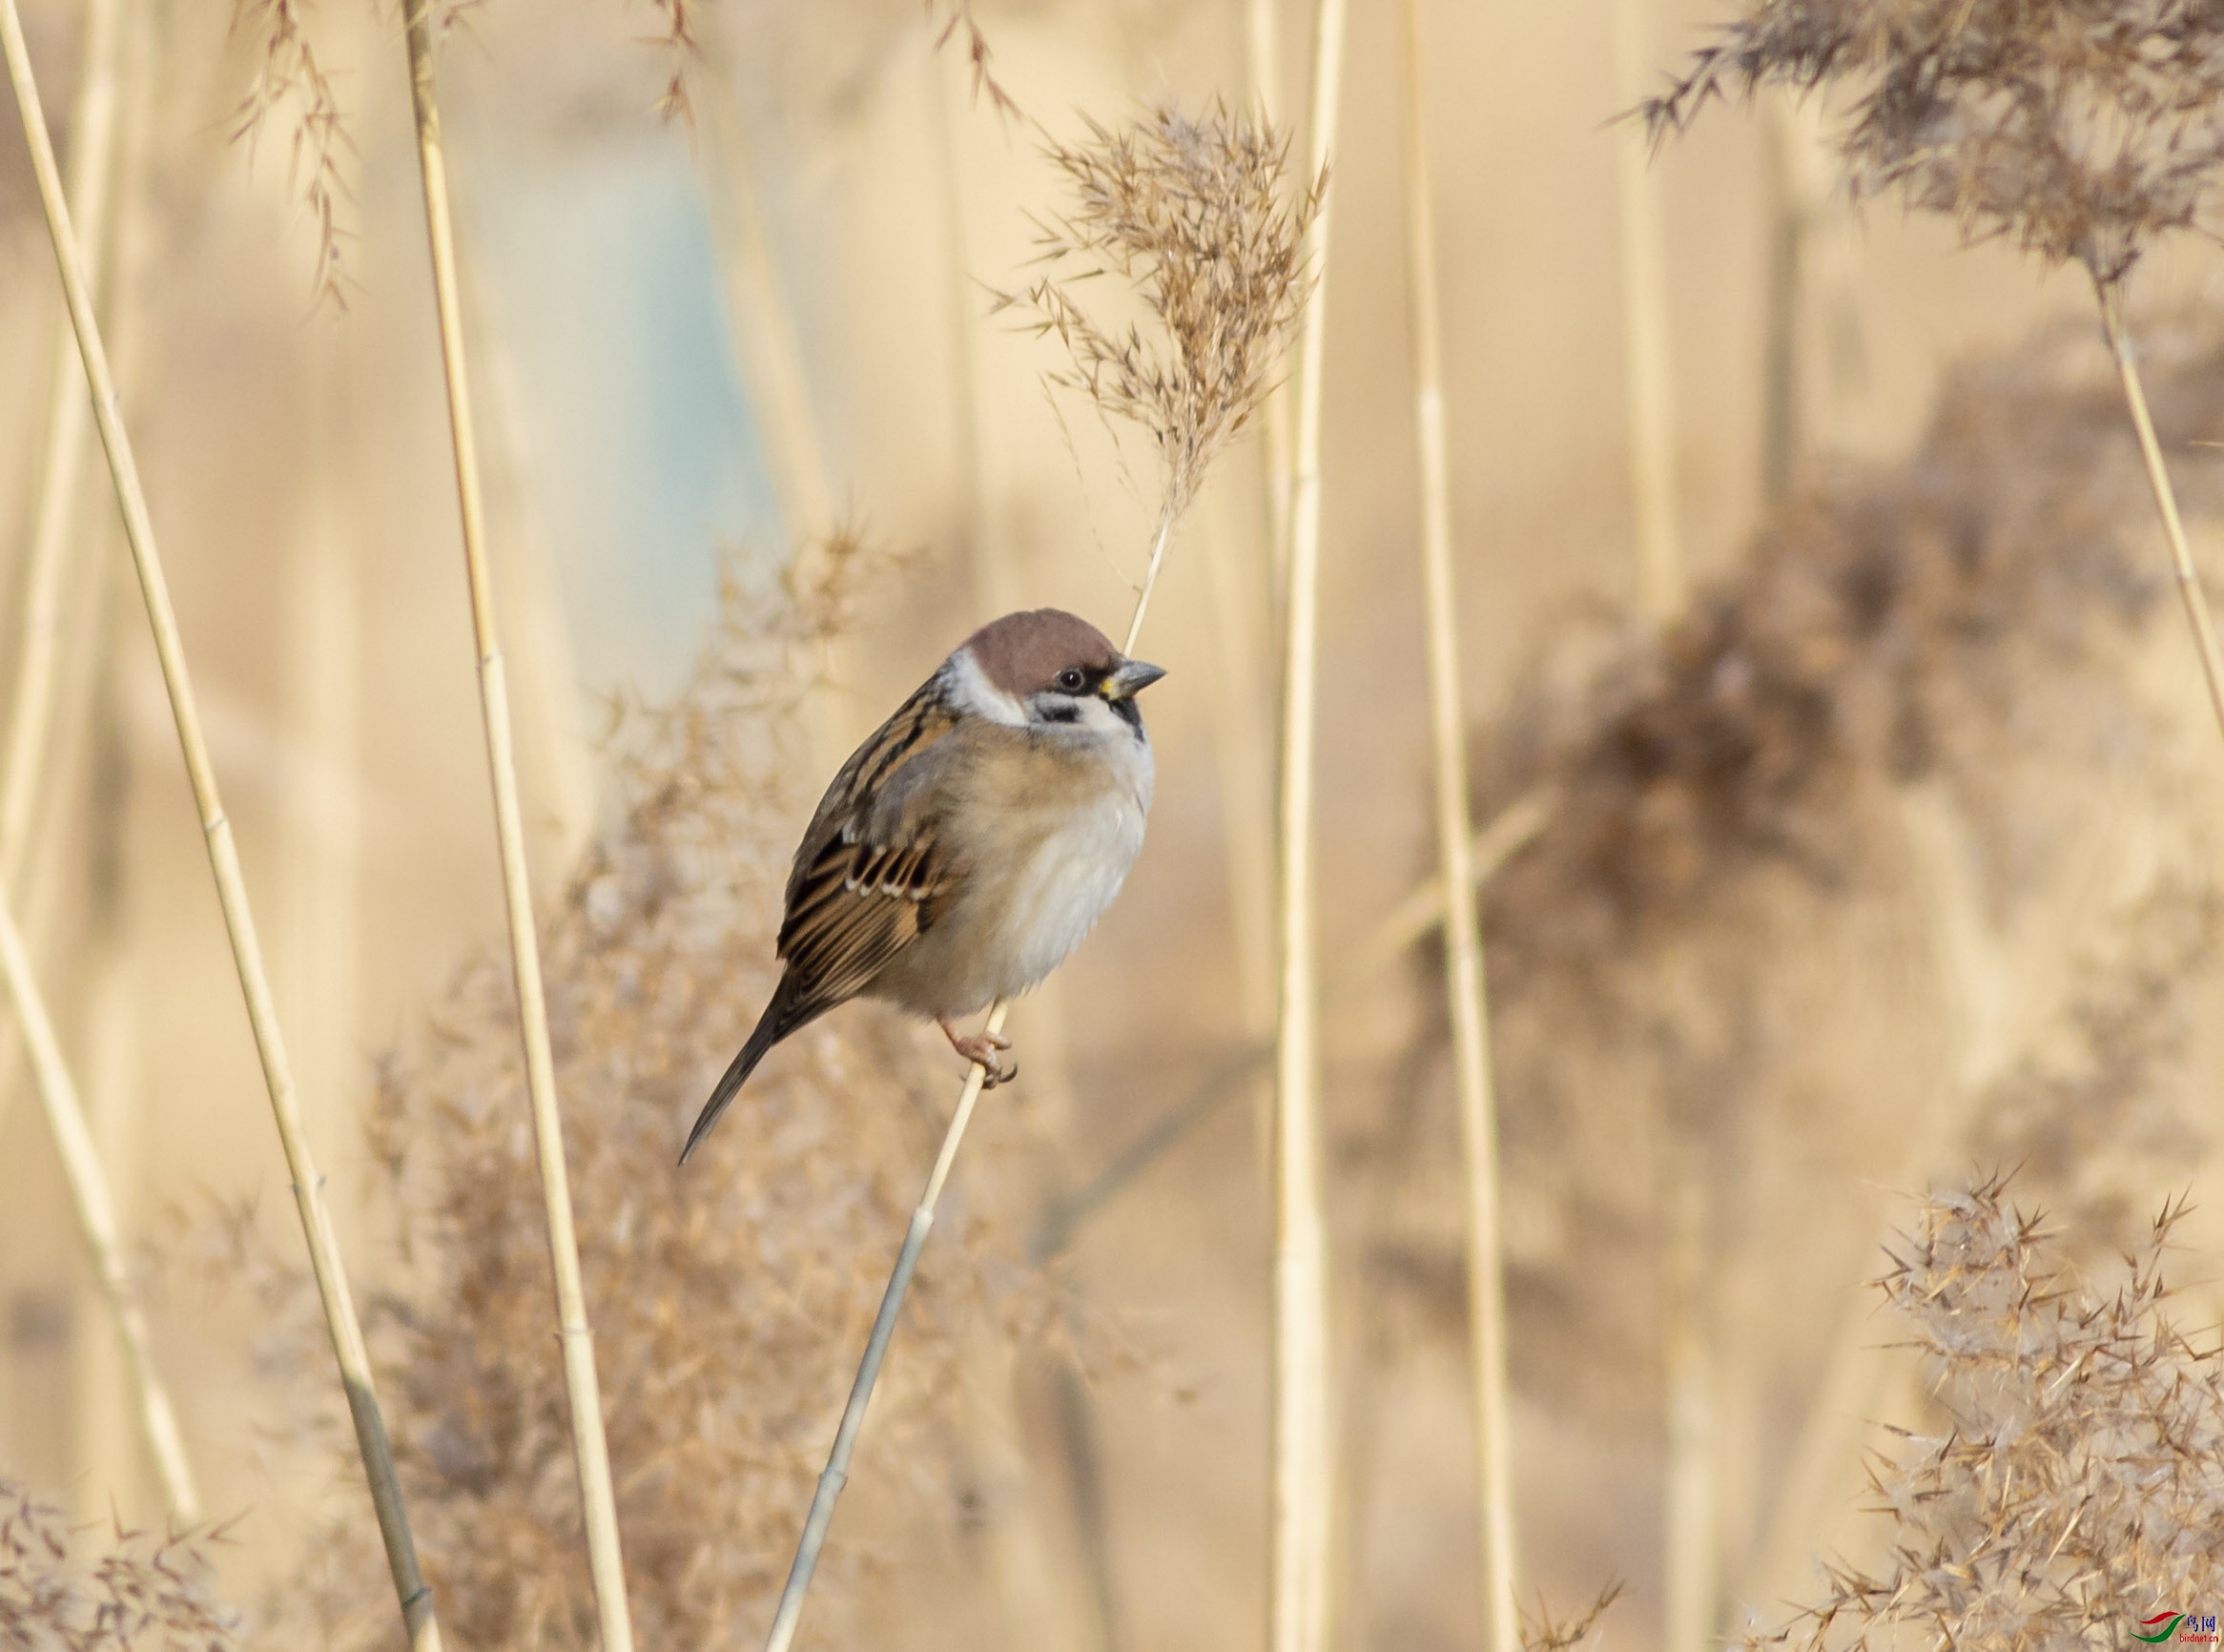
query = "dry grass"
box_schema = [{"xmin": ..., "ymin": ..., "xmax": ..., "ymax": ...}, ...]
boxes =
[
  {"xmin": 1636, "ymin": 0, "xmax": 2224, "ymax": 289},
  {"xmin": 228, "ymin": 549, "xmax": 1044, "ymax": 1651},
  {"xmin": 1752, "ymin": 1175, "xmax": 2224, "ymax": 1649},
  {"xmin": 0, "ymin": 1482, "xmax": 239, "ymax": 1651}
]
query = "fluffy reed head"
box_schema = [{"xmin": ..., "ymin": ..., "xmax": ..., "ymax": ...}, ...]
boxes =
[
  {"xmin": 1637, "ymin": 0, "xmax": 2224, "ymax": 287},
  {"xmin": 1754, "ymin": 1175, "xmax": 2224, "ymax": 1648},
  {"xmin": 0, "ymin": 1481, "xmax": 240, "ymax": 1650},
  {"xmin": 230, "ymin": 549, "xmax": 1035, "ymax": 1648},
  {"xmin": 996, "ymin": 103, "xmax": 1320, "ymax": 537}
]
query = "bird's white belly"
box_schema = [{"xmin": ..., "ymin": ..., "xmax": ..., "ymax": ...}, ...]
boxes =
[{"xmin": 993, "ymin": 794, "xmax": 1147, "ymax": 996}]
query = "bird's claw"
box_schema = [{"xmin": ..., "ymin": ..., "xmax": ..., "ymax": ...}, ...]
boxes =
[{"xmin": 943, "ymin": 1023, "xmax": 1017, "ymax": 1087}]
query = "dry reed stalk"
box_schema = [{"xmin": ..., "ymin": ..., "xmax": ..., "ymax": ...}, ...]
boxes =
[
  {"xmin": 1248, "ymin": 0, "xmax": 1292, "ymax": 597},
  {"xmin": 398, "ymin": 10, "xmax": 635, "ymax": 1649},
  {"xmin": 2102, "ymin": 289, "xmax": 2224, "ymax": 743},
  {"xmin": 435, "ymin": 113, "xmax": 599, "ymax": 867},
  {"xmin": 1617, "ymin": 9, "xmax": 1705, "ymax": 1635},
  {"xmin": 1611, "ymin": 0, "xmax": 1684, "ymax": 625},
  {"xmin": 1395, "ymin": 0, "xmax": 1517, "ymax": 1643},
  {"xmin": 0, "ymin": 0, "xmax": 126, "ymax": 895},
  {"xmin": 0, "ymin": 897, "xmax": 196, "ymax": 1520},
  {"xmin": 1272, "ymin": 4, "xmax": 1346, "ymax": 1647},
  {"xmin": 0, "ymin": 8, "xmax": 444, "ymax": 1644}
]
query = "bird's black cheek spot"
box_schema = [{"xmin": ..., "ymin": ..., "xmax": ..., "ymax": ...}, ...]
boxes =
[{"xmin": 1036, "ymin": 700, "xmax": 1081, "ymax": 724}]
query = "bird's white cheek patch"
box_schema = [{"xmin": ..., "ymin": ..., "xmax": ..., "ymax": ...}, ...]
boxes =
[{"xmin": 941, "ymin": 649, "xmax": 1029, "ymax": 727}]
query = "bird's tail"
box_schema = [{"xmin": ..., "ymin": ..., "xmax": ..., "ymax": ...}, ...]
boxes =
[{"xmin": 680, "ymin": 975, "xmax": 814, "ymax": 1164}]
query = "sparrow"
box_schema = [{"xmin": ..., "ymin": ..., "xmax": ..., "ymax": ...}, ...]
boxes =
[{"xmin": 681, "ymin": 608, "xmax": 1165, "ymax": 1163}]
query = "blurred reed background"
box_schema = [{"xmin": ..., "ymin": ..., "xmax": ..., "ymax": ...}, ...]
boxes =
[{"xmin": 4, "ymin": 0, "xmax": 2224, "ymax": 1648}]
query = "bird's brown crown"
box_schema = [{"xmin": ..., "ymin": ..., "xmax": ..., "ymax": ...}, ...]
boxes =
[{"xmin": 963, "ymin": 609, "xmax": 1121, "ymax": 696}]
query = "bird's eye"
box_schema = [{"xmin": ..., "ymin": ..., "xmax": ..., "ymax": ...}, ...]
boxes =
[{"xmin": 1056, "ymin": 669, "xmax": 1086, "ymax": 692}]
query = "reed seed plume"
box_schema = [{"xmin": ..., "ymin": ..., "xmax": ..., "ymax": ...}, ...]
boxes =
[
  {"xmin": 229, "ymin": 0, "xmax": 348, "ymax": 305},
  {"xmin": 1637, "ymin": 0, "xmax": 2224, "ymax": 289},
  {"xmin": 1748, "ymin": 1175, "xmax": 2224, "ymax": 1649},
  {"xmin": 995, "ymin": 103, "xmax": 1320, "ymax": 614},
  {"xmin": 0, "ymin": 1481, "xmax": 241, "ymax": 1650},
  {"xmin": 233, "ymin": 559, "xmax": 1038, "ymax": 1651}
]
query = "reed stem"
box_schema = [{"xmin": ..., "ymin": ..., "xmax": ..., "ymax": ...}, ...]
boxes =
[
  {"xmin": 1270, "ymin": 1, "xmax": 1348, "ymax": 1646},
  {"xmin": 0, "ymin": 896, "xmax": 196, "ymax": 1518},
  {"xmin": 0, "ymin": 5, "xmax": 443, "ymax": 1642},
  {"xmin": 1612, "ymin": 0, "xmax": 1685, "ymax": 624},
  {"xmin": 0, "ymin": 0, "xmax": 126, "ymax": 893},
  {"xmin": 398, "ymin": 9, "xmax": 635, "ymax": 1648},
  {"xmin": 762, "ymin": 999, "xmax": 1012, "ymax": 1652},
  {"xmin": 1394, "ymin": 1, "xmax": 1518, "ymax": 1642},
  {"xmin": 1248, "ymin": 0, "xmax": 1292, "ymax": 603},
  {"xmin": 2098, "ymin": 288, "xmax": 2224, "ymax": 748}
]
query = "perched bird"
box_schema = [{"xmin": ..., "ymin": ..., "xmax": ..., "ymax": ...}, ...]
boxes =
[{"xmin": 682, "ymin": 609, "xmax": 1165, "ymax": 1163}]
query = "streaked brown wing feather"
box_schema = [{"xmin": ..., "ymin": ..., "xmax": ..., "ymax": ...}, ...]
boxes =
[{"xmin": 773, "ymin": 679, "xmax": 965, "ymax": 1014}]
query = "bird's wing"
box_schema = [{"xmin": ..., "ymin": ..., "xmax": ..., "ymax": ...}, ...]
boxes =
[{"xmin": 774, "ymin": 681, "xmax": 970, "ymax": 1012}]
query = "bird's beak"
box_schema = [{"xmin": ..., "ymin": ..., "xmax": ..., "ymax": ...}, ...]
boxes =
[{"xmin": 1104, "ymin": 658, "xmax": 1167, "ymax": 699}]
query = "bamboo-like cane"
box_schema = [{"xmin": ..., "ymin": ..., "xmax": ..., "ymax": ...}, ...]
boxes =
[
  {"xmin": 1611, "ymin": 0, "xmax": 1685, "ymax": 625},
  {"xmin": 397, "ymin": 10, "xmax": 635, "ymax": 1650},
  {"xmin": 0, "ymin": 0, "xmax": 126, "ymax": 893},
  {"xmin": 0, "ymin": 898, "xmax": 196, "ymax": 1518},
  {"xmin": 0, "ymin": 8, "xmax": 444, "ymax": 1645},
  {"xmin": 2098, "ymin": 287, "xmax": 2224, "ymax": 748},
  {"xmin": 1271, "ymin": 1, "xmax": 1348, "ymax": 1647},
  {"xmin": 1394, "ymin": 2, "xmax": 1518, "ymax": 1644}
]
